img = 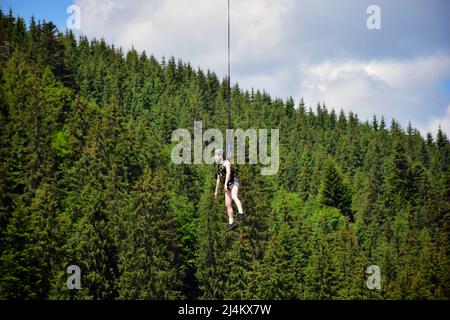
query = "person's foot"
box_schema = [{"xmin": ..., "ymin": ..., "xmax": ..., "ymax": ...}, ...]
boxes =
[
  {"xmin": 225, "ymin": 222, "xmax": 237, "ymax": 232},
  {"xmin": 237, "ymin": 212, "xmax": 245, "ymax": 221}
]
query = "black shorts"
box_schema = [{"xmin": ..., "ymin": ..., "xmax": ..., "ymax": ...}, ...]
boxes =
[{"xmin": 226, "ymin": 177, "xmax": 240, "ymax": 191}]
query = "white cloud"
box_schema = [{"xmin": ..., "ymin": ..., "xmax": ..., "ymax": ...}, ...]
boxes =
[
  {"xmin": 74, "ymin": 0, "xmax": 450, "ymax": 137},
  {"xmin": 418, "ymin": 105, "xmax": 450, "ymax": 138},
  {"xmin": 76, "ymin": 0, "xmax": 293, "ymax": 76},
  {"xmin": 236, "ymin": 68, "xmax": 294, "ymax": 99},
  {"xmin": 297, "ymin": 55, "xmax": 450, "ymax": 136}
]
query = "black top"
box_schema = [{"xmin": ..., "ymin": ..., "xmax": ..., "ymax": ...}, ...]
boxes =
[{"xmin": 216, "ymin": 161, "xmax": 237, "ymax": 184}]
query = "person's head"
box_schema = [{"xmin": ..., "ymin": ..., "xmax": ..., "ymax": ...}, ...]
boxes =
[{"xmin": 213, "ymin": 149, "xmax": 224, "ymax": 164}]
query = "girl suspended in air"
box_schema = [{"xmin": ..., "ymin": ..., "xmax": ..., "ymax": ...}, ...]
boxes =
[{"xmin": 213, "ymin": 149, "xmax": 245, "ymax": 232}]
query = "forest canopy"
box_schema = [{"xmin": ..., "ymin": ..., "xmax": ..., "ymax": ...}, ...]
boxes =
[{"xmin": 0, "ymin": 10, "xmax": 449, "ymax": 300}]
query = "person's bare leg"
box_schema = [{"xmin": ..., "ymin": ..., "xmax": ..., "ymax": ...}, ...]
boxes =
[
  {"xmin": 225, "ymin": 190, "xmax": 234, "ymax": 223},
  {"xmin": 231, "ymin": 186, "xmax": 243, "ymax": 214}
]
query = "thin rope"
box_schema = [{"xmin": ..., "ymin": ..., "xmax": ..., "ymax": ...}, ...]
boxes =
[
  {"xmin": 227, "ymin": 0, "xmax": 231, "ymax": 130},
  {"xmin": 226, "ymin": 0, "xmax": 232, "ymax": 159}
]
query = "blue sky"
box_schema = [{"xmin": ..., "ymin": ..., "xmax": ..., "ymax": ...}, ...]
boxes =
[
  {"xmin": 0, "ymin": 0, "xmax": 73, "ymax": 30},
  {"xmin": 1, "ymin": 0, "xmax": 450, "ymax": 136}
]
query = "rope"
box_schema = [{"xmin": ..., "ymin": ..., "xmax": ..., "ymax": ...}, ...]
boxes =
[{"xmin": 226, "ymin": 0, "xmax": 232, "ymax": 160}]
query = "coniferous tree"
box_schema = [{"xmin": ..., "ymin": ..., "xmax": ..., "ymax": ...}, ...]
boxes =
[
  {"xmin": 317, "ymin": 159, "xmax": 353, "ymax": 221},
  {"xmin": 0, "ymin": 11, "xmax": 448, "ymax": 300}
]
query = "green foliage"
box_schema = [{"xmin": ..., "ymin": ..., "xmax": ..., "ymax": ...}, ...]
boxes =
[
  {"xmin": 0, "ymin": 11, "xmax": 448, "ymax": 300},
  {"xmin": 317, "ymin": 158, "xmax": 353, "ymax": 221},
  {"xmin": 51, "ymin": 130, "xmax": 70, "ymax": 158}
]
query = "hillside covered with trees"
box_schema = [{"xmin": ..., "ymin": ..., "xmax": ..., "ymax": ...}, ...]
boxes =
[{"xmin": 0, "ymin": 11, "xmax": 449, "ymax": 299}]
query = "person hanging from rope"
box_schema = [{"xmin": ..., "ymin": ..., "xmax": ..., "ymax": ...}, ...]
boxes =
[{"xmin": 213, "ymin": 149, "xmax": 244, "ymax": 232}]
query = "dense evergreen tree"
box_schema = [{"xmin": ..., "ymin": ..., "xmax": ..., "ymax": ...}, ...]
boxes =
[
  {"xmin": 0, "ymin": 12, "xmax": 448, "ymax": 300},
  {"xmin": 317, "ymin": 159, "xmax": 353, "ymax": 221}
]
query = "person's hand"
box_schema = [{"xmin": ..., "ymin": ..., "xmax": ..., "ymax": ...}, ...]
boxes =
[
  {"xmin": 214, "ymin": 191, "xmax": 218, "ymax": 199},
  {"xmin": 224, "ymin": 184, "xmax": 228, "ymax": 192}
]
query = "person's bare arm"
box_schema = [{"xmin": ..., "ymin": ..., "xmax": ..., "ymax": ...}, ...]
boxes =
[
  {"xmin": 214, "ymin": 175, "xmax": 221, "ymax": 198},
  {"xmin": 224, "ymin": 160, "xmax": 231, "ymax": 191}
]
